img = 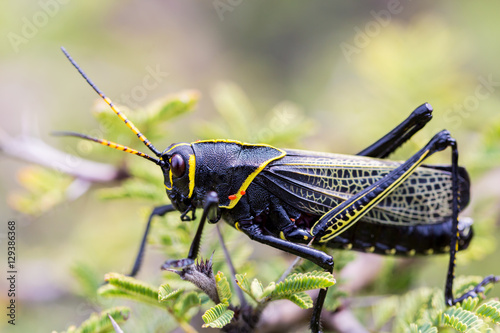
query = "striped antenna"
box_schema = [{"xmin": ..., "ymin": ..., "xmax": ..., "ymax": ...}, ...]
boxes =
[
  {"xmin": 61, "ymin": 47, "xmax": 162, "ymax": 157},
  {"xmin": 53, "ymin": 131, "xmax": 163, "ymax": 165}
]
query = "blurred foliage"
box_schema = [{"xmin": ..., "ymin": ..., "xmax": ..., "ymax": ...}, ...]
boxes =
[
  {"xmin": 323, "ymin": 15, "xmax": 500, "ymax": 173},
  {"xmin": 371, "ymin": 276, "xmax": 500, "ymax": 333},
  {"xmin": 53, "ymin": 306, "xmax": 131, "ymax": 333},
  {"xmin": 194, "ymin": 81, "xmax": 315, "ymax": 145},
  {"xmin": 8, "ymin": 166, "xmax": 73, "ymax": 215}
]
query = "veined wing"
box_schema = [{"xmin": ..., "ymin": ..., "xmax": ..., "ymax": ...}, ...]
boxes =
[{"xmin": 257, "ymin": 149, "xmax": 466, "ymax": 226}]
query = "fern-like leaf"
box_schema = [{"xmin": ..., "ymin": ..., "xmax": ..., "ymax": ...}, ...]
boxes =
[
  {"xmin": 459, "ymin": 297, "xmax": 480, "ymax": 312},
  {"xmin": 215, "ymin": 271, "xmax": 232, "ymax": 305},
  {"xmin": 373, "ymin": 296, "xmax": 399, "ymax": 329},
  {"xmin": 260, "ymin": 282, "xmax": 276, "ymax": 300},
  {"xmin": 394, "ymin": 287, "xmax": 443, "ymax": 331},
  {"xmin": 442, "ymin": 306, "xmax": 485, "ymax": 332},
  {"xmin": 57, "ymin": 306, "xmax": 130, "ymax": 333},
  {"xmin": 476, "ymin": 300, "xmax": 500, "ymax": 324},
  {"xmin": 148, "ymin": 90, "xmax": 199, "ymax": 123},
  {"xmin": 407, "ymin": 323, "xmax": 420, "ymax": 333},
  {"xmin": 173, "ymin": 292, "xmax": 201, "ymax": 318},
  {"xmin": 71, "ymin": 262, "xmax": 101, "ymax": 299},
  {"xmin": 103, "ymin": 273, "xmax": 158, "ymax": 306},
  {"xmin": 97, "ymin": 181, "xmax": 162, "ymax": 201},
  {"xmin": 270, "ymin": 271, "xmax": 335, "ymax": 299},
  {"xmin": 158, "ymin": 284, "xmax": 184, "ymax": 303},
  {"xmin": 250, "ymin": 278, "xmax": 264, "ymax": 300},
  {"xmin": 202, "ymin": 303, "xmax": 234, "ymax": 328},
  {"xmin": 98, "ymin": 284, "xmax": 133, "ymax": 298},
  {"xmin": 210, "ymin": 81, "xmax": 252, "ymax": 140},
  {"xmin": 407, "ymin": 323, "xmax": 438, "ymax": 333},
  {"xmin": 287, "ymin": 291, "xmax": 313, "ymax": 309},
  {"xmin": 235, "ymin": 274, "xmax": 258, "ymax": 302},
  {"xmin": 107, "ymin": 313, "xmax": 124, "ymax": 333}
]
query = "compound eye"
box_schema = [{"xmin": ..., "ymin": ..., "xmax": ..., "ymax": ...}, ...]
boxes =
[{"xmin": 170, "ymin": 154, "xmax": 186, "ymax": 178}]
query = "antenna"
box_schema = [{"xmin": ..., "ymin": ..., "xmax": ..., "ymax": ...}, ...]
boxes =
[
  {"xmin": 60, "ymin": 47, "xmax": 163, "ymax": 158},
  {"xmin": 53, "ymin": 131, "xmax": 163, "ymax": 165}
]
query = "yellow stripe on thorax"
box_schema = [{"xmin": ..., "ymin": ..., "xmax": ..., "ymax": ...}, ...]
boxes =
[
  {"xmin": 220, "ymin": 148, "xmax": 286, "ymax": 209},
  {"xmin": 188, "ymin": 154, "xmax": 196, "ymax": 198}
]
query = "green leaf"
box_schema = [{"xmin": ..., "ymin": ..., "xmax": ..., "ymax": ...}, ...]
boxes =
[
  {"xmin": 407, "ymin": 323, "xmax": 420, "ymax": 333},
  {"xmin": 107, "ymin": 313, "xmax": 124, "ymax": 333},
  {"xmin": 235, "ymin": 273, "xmax": 273, "ymax": 303},
  {"xmin": 235, "ymin": 274, "xmax": 257, "ymax": 302},
  {"xmin": 322, "ymin": 284, "xmax": 346, "ymax": 312},
  {"xmin": 286, "ymin": 291, "xmax": 313, "ymax": 309},
  {"xmin": 71, "ymin": 262, "xmax": 101, "ymax": 299},
  {"xmin": 173, "ymin": 292, "xmax": 201, "ymax": 318},
  {"xmin": 393, "ymin": 287, "xmax": 444, "ymax": 331},
  {"xmin": 97, "ymin": 180, "xmax": 163, "ymax": 201},
  {"xmin": 406, "ymin": 323, "xmax": 438, "ymax": 333},
  {"xmin": 103, "ymin": 273, "xmax": 159, "ymax": 306},
  {"xmin": 202, "ymin": 303, "xmax": 234, "ymax": 328},
  {"xmin": 98, "ymin": 284, "xmax": 133, "ymax": 298},
  {"xmin": 419, "ymin": 323, "xmax": 438, "ymax": 333},
  {"xmin": 98, "ymin": 284, "xmax": 163, "ymax": 309},
  {"xmin": 373, "ymin": 296, "xmax": 399, "ymax": 330},
  {"xmin": 442, "ymin": 306, "xmax": 485, "ymax": 332},
  {"xmin": 9, "ymin": 166, "xmax": 73, "ymax": 215},
  {"xmin": 250, "ymin": 278, "xmax": 264, "ymax": 301},
  {"xmin": 92, "ymin": 101, "xmax": 139, "ymax": 139},
  {"xmin": 458, "ymin": 297, "xmax": 480, "ymax": 312},
  {"xmin": 476, "ymin": 300, "xmax": 500, "ymax": 324},
  {"xmin": 260, "ymin": 282, "xmax": 276, "ymax": 299},
  {"xmin": 257, "ymin": 101, "xmax": 315, "ymax": 146},
  {"xmin": 59, "ymin": 306, "xmax": 130, "ymax": 333},
  {"xmin": 215, "ymin": 271, "xmax": 232, "ymax": 305},
  {"xmin": 211, "ymin": 81, "xmax": 252, "ymax": 140},
  {"xmin": 158, "ymin": 284, "xmax": 184, "ymax": 303},
  {"xmin": 147, "ymin": 90, "xmax": 199, "ymax": 123},
  {"xmin": 270, "ymin": 271, "xmax": 335, "ymax": 299}
]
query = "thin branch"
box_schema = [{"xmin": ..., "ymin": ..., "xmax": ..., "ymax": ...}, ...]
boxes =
[
  {"xmin": 0, "ymin": 127, "xmax": 127, "ymax": 200},
  {"xmin": 0, "ymin": 127, "xmax": 123, "ymax": 182},
  {"xmin": 107, "ymin": 314, "xmax": 124, "ymax": 333}
]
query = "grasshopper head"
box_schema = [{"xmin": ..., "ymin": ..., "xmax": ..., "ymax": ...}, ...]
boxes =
[
  {"xmin": 161, "ymin": 143, "xmax": 199, "ymax": 216},
  {"xmin": 59, "ymin": 47, "xmax": 199, "ymax": 220}
]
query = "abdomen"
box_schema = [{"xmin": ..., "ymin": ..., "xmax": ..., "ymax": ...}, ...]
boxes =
[{"xmin": 322, "ymin": 218, "xmax": 473, "ymax": 256}]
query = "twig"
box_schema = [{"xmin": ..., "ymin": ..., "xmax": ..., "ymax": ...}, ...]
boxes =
[
  {"xmin": 107, "ymin": 314, "xmax": 124, "ymax": 333},
  {"xmin": 0, "ymin": 127, "xmax": 122, "ymax": 182},
  {"xmin": 0, "ymin": 127, "xmax": 126, "ymax": 200}
]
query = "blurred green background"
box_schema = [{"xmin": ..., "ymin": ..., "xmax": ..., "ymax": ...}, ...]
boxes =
[{"xmin": 1, "ymin": 1, "xmax": 500, "ymax": 332}]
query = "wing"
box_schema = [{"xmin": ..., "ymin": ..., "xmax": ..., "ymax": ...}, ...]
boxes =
[{"xmin": 254, "ymin": 149, "xmax": 469, "ymax": 226}]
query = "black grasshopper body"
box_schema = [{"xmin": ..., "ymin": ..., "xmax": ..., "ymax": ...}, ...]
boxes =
[
  {"xmin": 163, "ymin": 141, "xmax": 472, "ymax": 256},
  {"xmin": 60, "ymin": 47, "xmax": 498, "ymax": 333}
]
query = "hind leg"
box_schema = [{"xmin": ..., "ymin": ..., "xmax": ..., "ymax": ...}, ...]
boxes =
[{"xmin": 357, "ymin": 103, "xmax": 433, "ymax": 158}]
